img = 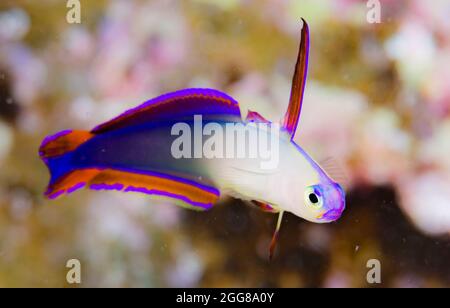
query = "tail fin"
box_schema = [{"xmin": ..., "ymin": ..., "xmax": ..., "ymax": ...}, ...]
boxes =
[
  {"xmin": 39, "ymin": 130, "xmax": 93, "ymax": 160},
  {"xmin": 39, "ymin": 130, "xmax": 97, "ymax": 198},
  {"xmin": 38, "ymin": 129, "xmax": 219, "ymax": 209}
]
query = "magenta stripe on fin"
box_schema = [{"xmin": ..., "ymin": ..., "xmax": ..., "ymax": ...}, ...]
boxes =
[{"xmin": 92, "ymin": 88, "xmax": 241, "ymax": 134}]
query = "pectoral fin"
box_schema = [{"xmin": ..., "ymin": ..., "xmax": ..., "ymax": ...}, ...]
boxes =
[{"xmin": 319, "ymin": 157, "xmax": 349, "ymax": 188}]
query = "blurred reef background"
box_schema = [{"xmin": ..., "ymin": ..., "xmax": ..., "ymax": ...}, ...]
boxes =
[{"xmin": 0, "ymin": 0, "xmax": 449, "ymax": 287}]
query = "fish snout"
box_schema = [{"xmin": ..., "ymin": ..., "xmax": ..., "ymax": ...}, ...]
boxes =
[
  {"xmin": 319, "ymin": 208, "xmax": 343, "ymax": 222},
  {"xmin": 316, "ymin": 196, "xmax": 345, "ymax": 222},
  {"xmin": 313, "ymin": 182, "xmax": 346, "ymax": 222},
  {"xmin": 324, "ymin": 183, "xmax": 346, "ymax": 222}
]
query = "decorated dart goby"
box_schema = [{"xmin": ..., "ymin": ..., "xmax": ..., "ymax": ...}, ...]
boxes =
[{"xmin": 39, "ymin": 19, "xmax": 345, "ymax": 259}]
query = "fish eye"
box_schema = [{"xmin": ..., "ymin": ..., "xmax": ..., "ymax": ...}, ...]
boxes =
[
  {"xmin": 308, "ymin": 193, "xmax": 319, "ymax": 204},
  {"xmin": 304, "ymin": 186, "xmax": 323, "ymax": 209}
]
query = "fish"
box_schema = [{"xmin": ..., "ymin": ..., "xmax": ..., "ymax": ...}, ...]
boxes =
[{"xmin": 38, "ymin": 19, "xmax": 345, "ymax": 259}]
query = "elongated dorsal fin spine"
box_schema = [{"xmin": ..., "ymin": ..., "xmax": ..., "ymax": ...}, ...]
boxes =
[{"xmin": 282, "ymin": 18, "xmax": 310, "ymax": 139}]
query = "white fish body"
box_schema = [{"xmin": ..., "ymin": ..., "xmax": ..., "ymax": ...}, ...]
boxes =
[{"xmin": 203, "ymin": 123, "xmax": 331, "ymax": 223}]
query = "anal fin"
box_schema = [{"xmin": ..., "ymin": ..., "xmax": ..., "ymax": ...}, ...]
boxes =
[{"xmin": 46, "ymin": 167, "xmax": 220, "ymax": 211}]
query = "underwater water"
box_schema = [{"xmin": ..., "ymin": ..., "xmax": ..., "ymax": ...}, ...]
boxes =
[{"xmin": 0, "ymin": 0, "xmax": 449, "ymax": 288}]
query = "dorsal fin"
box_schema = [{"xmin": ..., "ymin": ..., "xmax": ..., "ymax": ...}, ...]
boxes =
[
  {"xmin": 246, "ymin": 110, "xmax": 271, "ymax": 124},
  {"xmin": 282, "ymin": 18, "xmax": 310, "ymax": 139},
  {"xmin": 92, "ymin": 88, "xmax": 241, "ymax": 134}
]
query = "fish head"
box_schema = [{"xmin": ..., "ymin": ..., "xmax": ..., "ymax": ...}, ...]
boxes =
[
  {"xmin": 287, "ymin": 142, "xmax": 346, "ymax": 223},
  {"xmin": 301, "ymin": 181, "xmax": 346, "ymax": 223}
]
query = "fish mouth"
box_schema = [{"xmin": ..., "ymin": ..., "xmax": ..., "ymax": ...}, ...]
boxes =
[{"xmin": 316, "ymin": 209, "xmax": 343, "ymax": 222}]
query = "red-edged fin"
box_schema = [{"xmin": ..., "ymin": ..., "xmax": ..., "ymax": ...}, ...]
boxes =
[
  {"xmin": 282, "ymin": 18, "xmax": 310, "ymax": 139},
  {"xmin": 92, "ymin": 88, "xmax": 241, "ymax": 134},
  {"xmin": 251, "ymin": 200, "xmax": 278, "ymax": 213},
  {"xmin": 45, "ymin": 169, "xmax": 99, "ymax": 199},
  {"xmin": 89, "ymin": 169, "xmax": 219, "ymax": 210},
  {"xmin": 46, "ymin": 167, "xmax": 220, "ymax": 211},
  {"xmin": 39, "ymin": 130, "xmax": 94, "ymax": 159},
  {"xmin": 246, "ymin": 110, "xmax": 271, "ymax": 124}
]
